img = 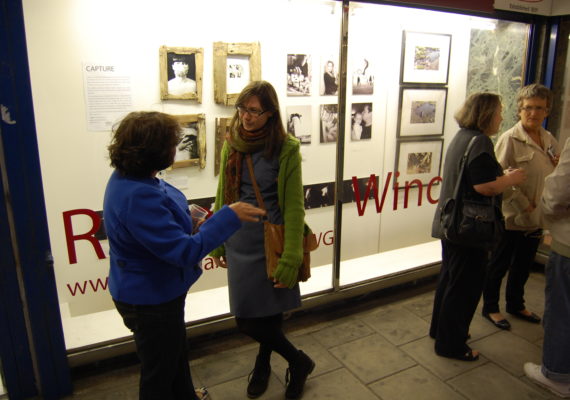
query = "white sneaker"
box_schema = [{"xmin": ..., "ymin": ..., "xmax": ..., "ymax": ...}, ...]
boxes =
[{"xmin": 524, "ymin": 362, "xmax": 570, "ymax": 398}]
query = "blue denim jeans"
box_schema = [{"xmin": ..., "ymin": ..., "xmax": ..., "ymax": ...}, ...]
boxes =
[
  {"xmin": 114, "ymin": 294, "xmax": 199, "ymax": 400},
  {"xmin": 542, "ymin": 251, "xmax": 570, "ymax": 383}
]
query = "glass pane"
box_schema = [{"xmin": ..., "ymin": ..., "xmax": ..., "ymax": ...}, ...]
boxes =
[
  {"xmin": 340, "ymin": 2, "xmax": 530, "ymax": 286},
  {"xmin": 22, "ymin": 0, "xmax": 339, "ymax": 351}
]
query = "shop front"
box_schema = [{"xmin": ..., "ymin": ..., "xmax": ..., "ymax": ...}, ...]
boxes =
[{"xmin": 2, "ymin": 0, "xmax": 568, "ymax": 398}]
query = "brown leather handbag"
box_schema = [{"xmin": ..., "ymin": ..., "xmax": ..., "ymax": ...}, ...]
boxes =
[{"xmin": 246, "ymin": 155, "xmax": 318, "ymax": 282}]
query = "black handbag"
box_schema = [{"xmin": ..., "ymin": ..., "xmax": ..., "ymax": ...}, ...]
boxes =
[{"xmin": 440, "ymin": 136, "xmax": 503, "ymax": 248}]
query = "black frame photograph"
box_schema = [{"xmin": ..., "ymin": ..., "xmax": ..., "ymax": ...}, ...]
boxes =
[
  {"xmin": 400, "ymin": 31, "xmax": 451, "ymax": 84},
  {"xmin": 397, "ymin": 87, "xmax": 447, "ymax": 137},
  {"xmin": 394, "ymin": 138, "xmax": 444, "ymax": 186}
]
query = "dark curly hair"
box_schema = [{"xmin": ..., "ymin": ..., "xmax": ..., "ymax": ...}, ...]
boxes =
[{"xmin": 108, "ymin": 112, "xmax": 181, "ymax": 177}]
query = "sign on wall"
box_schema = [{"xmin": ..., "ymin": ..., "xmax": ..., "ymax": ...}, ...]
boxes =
[{"xmin": 494, "ymin": 0, "xmax": 552, "ymax": 15}]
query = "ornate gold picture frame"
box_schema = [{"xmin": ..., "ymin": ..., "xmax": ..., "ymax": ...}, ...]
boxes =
[
  {"xmin": 213, "ymin": 42, "xmax": 261, "ymax": 105},
  {"xmin": 159, "ymin": 46, "xmax": 203, "ymax": 102}
]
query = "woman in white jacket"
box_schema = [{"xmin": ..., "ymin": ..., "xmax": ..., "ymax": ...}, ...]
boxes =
[
  {"xmin": 524, "ymin": 137, "xmax": 570, "ymax": 398},
  {"xmin": 482, "ymin": 84, "xmax": 560, "ymax": 330}
]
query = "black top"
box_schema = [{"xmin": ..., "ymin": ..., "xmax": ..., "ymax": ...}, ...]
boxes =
[{"xmin": 431, "ymin": 128, "xmax": 503, "ymax": 239}]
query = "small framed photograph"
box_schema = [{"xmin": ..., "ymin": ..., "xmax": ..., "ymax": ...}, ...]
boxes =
[
  {"xmin": 320, "ymin": 56, "xmax": 339, "ymax": 96},
  {"xmin": 159, "ymin": 46, "xmax": 203, "ymax": 102},
  {"xmin": 395, "ymin": 138, "xmax": 443, "ymax": 186},
  {"xmin": 351, "ymin": 56, "xmax": 374, "ymax": 95},
  {"xmin": 214, "ymin": 117, "xmax": 232, "ymax": 176},
  {"xmin": 287, "ymin": 54, "xmax": 312, "ymax": 96},
  {"xmin": 401, "ymin": 31, "xmax": 451, "ymax": 84},
  {"xmin": 398, "ymin": 87, "xmax": 447, "ymax": 137},
  {"xmin": 172, "ymin": 114, "xmax": 206, "ymax": 169},
  {"xmin": 350, "ymin": 103, "xmax": 372, "ymax": 141},
  {"xmin": 320, "ymin": 104, "xmax": 338, "ymax": 143},
  {"xmin": 286, "ymin": 105, "xmax": 312, "ymax": 144},
  {"xmin": 213, "ymin": 42, "xmax": 261, "ymax": 105}
]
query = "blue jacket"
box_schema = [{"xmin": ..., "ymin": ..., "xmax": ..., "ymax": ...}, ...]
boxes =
[{"xmin": 103, "ymin": 170, "xmax": 241, "ymax": 305}]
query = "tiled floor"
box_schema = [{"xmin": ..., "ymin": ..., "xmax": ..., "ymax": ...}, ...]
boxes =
[{"xmin": 65, "ymin": 267, "xmax": 561, "ymax": 399}]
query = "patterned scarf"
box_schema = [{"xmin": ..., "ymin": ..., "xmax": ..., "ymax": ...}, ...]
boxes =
[{"xmin": 224, "ymin": 125, "xmax": 269, "ymax": 204}]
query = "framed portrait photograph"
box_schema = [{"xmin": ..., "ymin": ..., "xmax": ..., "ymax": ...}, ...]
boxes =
[
  {"xmin": 215, "ymin": 117, "xmax": 232, "ymax": 176},
  {"xmin": 398, "ymin": 87, "xmax": 447, "ymax": 137},
  {"xmin": 172, "ymin": 114, "xmax": 206, "ymax": 169},
  {"xmin": 320, "ymin": 56, "xmax": 339, "ymax": 96},
  {"xmin": 286, "ymin": 105, "xmax": 312, "ymax": 145},
  {"xmin": 287, "ymin": 54, "xmax": 312, "ymax": 96},
  {"xmin": 351, "ymin": 103, "xmax": 372, "ymax": 141},
  {"xmin": 395, "ymin": 138, "xmax": 443, "ymax": 186},
  {"xmin": 351, "ymin": 56, "xmax": 374, "ymax": 95},
  {"xmin": 320, "ymin": 104, "xmax": 338, "ymax": 143},
  {"xmin": 213, "ymin": 42, "xmax": 261, "ymax": 105},
  {"xmin": 159, "ymin": 46, "xmax": 203, "ymax": 102},
  {"xmin": 401, "ymin": 31, "xmax": 451, "ymax": 84}
]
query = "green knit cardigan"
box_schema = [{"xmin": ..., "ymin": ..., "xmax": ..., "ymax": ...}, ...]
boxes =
[{"xmin": 209, "ymin": 134, "xmax": 306, "ymax": 288}]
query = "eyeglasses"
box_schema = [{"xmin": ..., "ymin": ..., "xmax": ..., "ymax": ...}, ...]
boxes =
[
  {"xmin": 236, "ymin": 105, "xmax": 267, "ymax": 117},
  {"xmin": 521, "ymin": 106, "xmax": 548, "ymax": 113}
]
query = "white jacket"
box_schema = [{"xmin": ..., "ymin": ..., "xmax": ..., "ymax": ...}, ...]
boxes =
[
  {"xmin": 542, "ymin": 138, "xmax": 570, "ymax": 258},
  {"xmin": 495, "ymin": 121, "xmax": 560, "ymax": 231}
]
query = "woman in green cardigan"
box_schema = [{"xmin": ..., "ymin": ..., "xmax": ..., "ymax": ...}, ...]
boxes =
[{"xmin": 210, "ymin": 81, "xmax": 314, "ymax": 399}]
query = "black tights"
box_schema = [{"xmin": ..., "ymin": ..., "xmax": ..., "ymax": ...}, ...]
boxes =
[{"xmin": 235, "ymin": 314, "xmax": 299, "ymax": 365}]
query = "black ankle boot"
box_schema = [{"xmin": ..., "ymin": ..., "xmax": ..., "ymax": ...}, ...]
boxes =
[
  {"xmin": 247, "ymin": 355, "xmax": 271, "ymax": 398},
  {"xmin": 285, "ymin": 351, "xmax": 315, "ymax": 399}
]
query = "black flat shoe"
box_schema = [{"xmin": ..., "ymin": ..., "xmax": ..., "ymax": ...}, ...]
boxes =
[
  {"xmin": 436, "ymin": 349, "xmax": 480, "ymax": 362},
  {"xmin": 285, "ymin": 351, "xmax": 315, "ymax": 399},
  {"xmin": 508, "ymin": 310, "xmax": 541, "ymax": 324},
  {"xmin": 482, "ymin": 312, "xmax": 511, "ymax": 330},
  {"xmin": 247, "ymin": 356, "xmax": 271, "ymax": 399}
]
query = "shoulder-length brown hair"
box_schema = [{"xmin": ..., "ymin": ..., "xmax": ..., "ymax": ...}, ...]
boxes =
[
  {"xmin": 454, "ymin": 92, "xmax": 501, "ymax": 134},
  {"xmin": 108, "ymin": 111, "xmax": 181, "ymax": 178},
  {"xmin": 230, "ymin": 80, "xmax": 287, "ymax": 159}
]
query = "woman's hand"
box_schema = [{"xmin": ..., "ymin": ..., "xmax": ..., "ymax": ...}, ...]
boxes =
[
  {"xmin": 505, "ymin": 168, "xmax": 526, "ymax": 186},
  {"xmin": 212, "ymin": 256, "xmax": 227, "ymax": 268},
  {"xmin": 272, "ymin": 279, "xmax": 288, "ymax": 289},
  {"xmin": 229, "ymin": 202, "xmax": 266, "ymax": 222}
]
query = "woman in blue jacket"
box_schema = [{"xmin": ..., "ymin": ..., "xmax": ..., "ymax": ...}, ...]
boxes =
[{"xmin": 103, "ymin": 111, "xmax": 264, "ymax": 400}]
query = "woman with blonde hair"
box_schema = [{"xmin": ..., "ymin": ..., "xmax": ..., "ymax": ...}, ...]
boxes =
[{"xmin": 430, "ymin": 93, "xmax": 526, "ymax": 361}]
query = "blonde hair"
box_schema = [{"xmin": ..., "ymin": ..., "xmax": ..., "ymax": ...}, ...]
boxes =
[{"xmin": 454, "ymin": 93, "xmax": 501, "ymax": 133}]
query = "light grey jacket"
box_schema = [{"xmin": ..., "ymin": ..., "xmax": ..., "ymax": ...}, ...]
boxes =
[
  {"xmin": 542, "ymin": 138, "xmax": 570, "ymax": 258},
  {"xmin": 495, "ymin": 121, "xmax": 560, "ymax": 231}
]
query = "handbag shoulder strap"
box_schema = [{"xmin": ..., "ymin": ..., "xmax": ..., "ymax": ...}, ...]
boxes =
[
  {"xmin": 245, "ymin": 154, "xmax": 267, "ymax": 211},
  {"xmin": 451, "ymin": 135, "xmax": 478, "ymax": 199}
]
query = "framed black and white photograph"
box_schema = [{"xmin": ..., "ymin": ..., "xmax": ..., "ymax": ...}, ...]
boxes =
[
  {"xmin": 159, "ymin": 46, "xmax": 203, "ymax": 102},
  {"xmin": 351, "ymin": 103, "xmax": 372, "ymax": 141},
  {"xmin": 398, "ymin": 87, "xmax": 447, "ymax": 137},
  {"xmin": 304, "ymin": 182, "xmax": 334, "ymax": 209},
  {"xmin": 395, "ymin": 138, "xmax": 443, "ymax": 186},
  {"xmin": 351, "ymin": 56, "xmax": 374, "ymax": 95},
  {"xmin": 287, "ymin": 54, "xmax": 312, "ymax": 96},
  {"xmin": 320, "ymin": 56, "xmax": 339, "ymax": 96},
  {"xmin": 172, "ymin": 114, "xmax": 206, "ymax": 169},
  {"xmin": 286, "ymin": 105, "xmax": 312, "ymax": 145},
  {"xmin": 401, "ymin": 31, "xmax": 451, "ymax": 84},
  {"xmin": 213, "ymin": 42, "xmax": 261, "ymax": 105},
  {"xmin": 320, "ymin": 104, "xmax": 338, "ymax": 143}
]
